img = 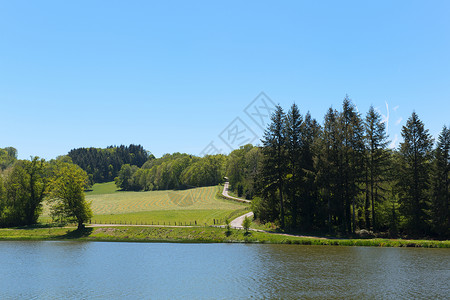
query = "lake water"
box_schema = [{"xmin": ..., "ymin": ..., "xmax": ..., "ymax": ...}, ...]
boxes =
[{"xmin": 0, "ymin": 242, "xmax": 449, "ymax": 299}]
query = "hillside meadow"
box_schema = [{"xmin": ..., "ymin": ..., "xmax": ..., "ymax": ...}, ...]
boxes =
[{"xmin": 41, "ymin": 183, "xmax": 248, "ymax": 225}]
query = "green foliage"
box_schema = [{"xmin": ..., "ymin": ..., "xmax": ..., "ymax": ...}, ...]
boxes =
[
  {"xmin": 68, "ymin": 144, "xmax": 152, "ymax": 183},
  {"xmin": 225, "ymin": 218, "xmax": 231, "ymax": 236},
  {"xmin": 1, "ymin": 157, "xmax": 48, "ymax": 227},
  {"xmin": 397, "ymin": 112, "xmax": 434, "ymax": 234},
  {"xmin": 48, "ymin": 161, "xmax": 93, "ymax": 229},
  {"xmin": 364, "ymin": 106, "xmax": 389, "ymax": 231},
  {"xmin": 242, "ymin": 215, "xmax": 252, "ymax": 233},
  {"xmin": 226, "ymin": 144, "xmax": 261, "ymax": 200},
  {"xmin": 430, "ymin": 125, "xmax": 450, "ymax": 237},
  {"xmin": 0, "ymin": 147, "xmax": 17, "ymax": 170},
  {"xmin": 113, "ymin": 153, "xmax": 226, "ymax": 191},
  {"xmin": 115, "ymin": 164, "xmax": 140, "ymax": 191},
  {"xmin": 259, "ymin": 105, "xmax": 288, "ymax": 228},
  {"xmin": 252, "ymin": 97, "xmax": 447, "ymax": 238},
  {"xmin": 181, "ymin": 155, "xmax": 226, "ymax": 187}
]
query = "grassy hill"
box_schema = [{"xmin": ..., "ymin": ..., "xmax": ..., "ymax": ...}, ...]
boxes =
[{"xmin": 42, "ymin": 182, "xmax": 248, "ymax": 225}]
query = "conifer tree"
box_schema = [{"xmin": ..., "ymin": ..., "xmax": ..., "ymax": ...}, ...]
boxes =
[
  {"xmin": 364, "ymin": 105, "xmax": 389, "ymax": 230},
  {"xmin": 430, "ymin": 125, "xmax": 449, "ymax": 237},
  {"xmin": 318, "ymin": 107, "xmax": 342, "ymax": 231},
  {"xmin": 398, "ymin": 112, "xmax": 433, "ymax": 234},
  {"xmin": 260, "ymin": 105, "xmax": 287, "ymax": 228},
  {"xmin": 341, "ymin": 97, "xmax": 365, "ymax": 233},
  {"xmin": 285, "ymin": 103, "xmax": 303, "ymax": 228},
  {"xmin": 300, "ymin": 112, "xmax": 321, "ymax": 230}
]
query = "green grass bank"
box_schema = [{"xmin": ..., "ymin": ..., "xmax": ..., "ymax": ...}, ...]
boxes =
[{"xmin": 1, "ymin": 226, "xmax": 449, "ymax": 248}]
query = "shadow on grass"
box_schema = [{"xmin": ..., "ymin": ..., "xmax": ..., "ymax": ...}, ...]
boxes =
[
  {"xmin": 12, "ymin": 223, "xmax": 56, "ymax": 230},
  {"xmin": 59, "ymin": 228, "xmax": 94, "ymax": 239}
]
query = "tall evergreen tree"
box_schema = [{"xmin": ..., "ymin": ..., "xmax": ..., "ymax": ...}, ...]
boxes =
[
  {"xmin": 285, "ymin": 103, "xmax": 303, "ymax": 228},
  {"xmin": 398, "ymin": 112, "xmax": 433, "ymax": 234},
  {"xmin": 430, "ymin": 125, "xmax": 449, "ymax": 237},
  {"xmin": 260, "ymin": 105, "xmax": 287, "ymax": 228},
  {"xmin": 340, "ymin": 97, "xmax": 365, "ymax": 233},
  {"xmin": 318, "ymin": 107, "xmax": 342, "ymax": 232},
  {"xmin": 364, "ymin": 105, "xmax": 389, "ymax": 230},
  {"xmin": 300, "ymin": 112, "xmax": 321, "ymax": 230}
]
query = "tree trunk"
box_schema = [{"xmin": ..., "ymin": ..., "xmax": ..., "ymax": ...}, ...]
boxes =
[
  {"xmin": 77, "ymin": 220, "xmax": 85, "ymax": 230},
  {"xmin": 352, "ymin": 197, "xmax": 356, "ymax": 234},
  {"xmin": 365, "ymin": 174, "xmax": 370, "ymax": 229},
  {"xmin": 279, "ymin": 186, "xmax": 285, "ymax": 229}
]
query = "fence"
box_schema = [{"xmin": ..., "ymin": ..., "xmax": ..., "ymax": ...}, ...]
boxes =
[{"xmin": 86, "ymin": 219, "xmax": 227, "ymax": 227}]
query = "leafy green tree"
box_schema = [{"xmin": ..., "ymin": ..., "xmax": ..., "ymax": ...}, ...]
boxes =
[
  {"xmin": 115, "ymin": 164, "xmax": 139, "ymax": 191},
  {"xmin": 48, "ymin": 162, "xmax": 93, "ymax": 229},
  {"xmin": 181, "ymin": 155, "xmax": 226, "ymax": 187},
  {"xmin": 0, "ymin": 147, "xmax": 17, "ymax": 170},
  {"xmin": 430, "ymin": 125, "xmax": 449, "ymax": 237},
  {"xmin": 1, "ymin": 157, "xmax": 48, "ymax": 226},
  {"xmin": 242, "ymin": 147, "xmax": 262, "ymax": 199},
  {"xmin": 242, "ymin": 215, "xmax": 252, "ymax": 234},
  {"xmin": 364, "ymin": 105, "xmax": 389, "ymax": 230},
  {"xmin": 226, "ymin": 144, "xmax": 260, "ymax": 199},
  {"xmin": 397, "ymin": 112, "xmax": 433, "ymax": 234}
]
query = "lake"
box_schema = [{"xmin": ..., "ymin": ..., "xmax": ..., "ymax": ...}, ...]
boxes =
[{"xmin": 0, "ymin": 242, "xmax": 448, "ymax": 299}]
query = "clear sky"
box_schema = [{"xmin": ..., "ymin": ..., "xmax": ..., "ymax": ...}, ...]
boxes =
[{"xmin": 1, "ymin": 1, "xmax": 449, "ymax": 159}]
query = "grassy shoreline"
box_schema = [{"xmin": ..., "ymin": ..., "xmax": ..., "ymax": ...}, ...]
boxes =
[{"xmin": 1, "ymin": 226, "xmax": 449, "ymax": 248}]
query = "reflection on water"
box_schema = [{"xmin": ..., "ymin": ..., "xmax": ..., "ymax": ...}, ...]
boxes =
[{"xmin": 0, "ymin": 242, "xmax": 449, "ymax": 299}]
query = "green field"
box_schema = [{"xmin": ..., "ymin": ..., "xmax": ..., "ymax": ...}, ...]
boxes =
[{"xmin": 42, "ymin": 183, "xmax": 248, "ymax": 225}]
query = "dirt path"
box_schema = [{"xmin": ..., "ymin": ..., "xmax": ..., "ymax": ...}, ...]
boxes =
[
  {"xmin": 222, "ymin": 182, "xmax": 251, "ymax": 203},
  {"xmin": 230, "ymin": 212, "xmax": 254, "ymax": 229}
]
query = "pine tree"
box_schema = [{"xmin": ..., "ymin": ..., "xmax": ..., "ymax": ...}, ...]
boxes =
[
  {"xmin": 285, "ymin": 103, "xmax": 303, "ymax": 228},
  {"xmin": 318, "ymin": 107, "xmax": 342, "ymax": 232},
  {"xmin": 300, "ymin": 112, "xmax": 321, "ymax": 230},
  {"xmin": 398, "ymin": 112, "xmax": 433, "ymax": 234},
  {"xmin": 341, "ymin": 97, "xmax": 365, "ymax": 233},
  {"xmin": 364, "ymin": 105, "xmax": 389, "ymax": 231},
  {"xmin": 430, "ymin": 125, "xmax": 449, "ymax": 237},
  {"xmin": 260, "ymin": 105, "xmax": 287, "ymax": 228}
]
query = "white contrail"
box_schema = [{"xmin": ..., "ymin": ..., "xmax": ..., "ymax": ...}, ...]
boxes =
[{"xmin": 380, "ymin": 101, "xmax": 390, "ymax": 134}]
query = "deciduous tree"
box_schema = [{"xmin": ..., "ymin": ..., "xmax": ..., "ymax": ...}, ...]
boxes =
[{"xmin": 49, "ymin": 162, "xmax": 92, "ymax": 229}]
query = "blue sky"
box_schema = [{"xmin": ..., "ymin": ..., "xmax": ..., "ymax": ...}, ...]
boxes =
[{"xmin": 1, "ymin": 1, "xmax": 449, "ymax": 159}]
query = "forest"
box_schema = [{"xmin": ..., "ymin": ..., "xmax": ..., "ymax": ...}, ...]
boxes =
[
  {"xmin": 238, "ymin": 98, "xmax": 448, "ymax": 238},
  {"xmin": 68, "ymin": 144, "xmax": 152, "ymax": 184},
  {"xmin": 0, "ymin": 97, "xmax": 448, "ymax": 237}
]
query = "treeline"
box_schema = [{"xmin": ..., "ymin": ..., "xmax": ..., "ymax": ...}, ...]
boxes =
[
  {"xmin": 115, "ymin": 153, "xmax": 226, "ymax": 191},
  {"xmin": 0, "ymin": 156, "xmax": 92, "ymax": 228},
  {"xmin": 229, "ymin": 97, "xmax": 449, "ymax": 238},
  {"xmin": 68, "ymin": 144, "xmax": 152, "ymax": 184}
]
